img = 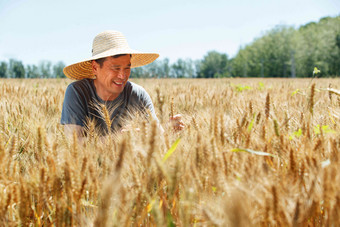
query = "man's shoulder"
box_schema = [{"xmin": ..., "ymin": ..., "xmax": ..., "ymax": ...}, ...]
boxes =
[
  {"xmin": 67, "ymin": 78, "xmax": 92, "ymax": 89},
  {"xmin": 124, "ymin": 81, "xmax": 153, "ymax": 108},
  {"xmin": 126, "ymin": 81, "xmax": 148, "ymax": 95},
  {"xmin": 66, "ymin": 79, "xmax": 94, "ymax": 96},
  {"xmin": 64, "ymin": 78, "xmax": 95, "ymax": 102}
]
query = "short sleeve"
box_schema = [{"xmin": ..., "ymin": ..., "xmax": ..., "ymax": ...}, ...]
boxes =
[
  {"xmin": 60, "ymin": 83, "xmax": 87, "ymax": 126},
  {"xmin": 126, "ymin": 82, "xmax": 159, "ymax": 123},
  {"xmin": 142, "ymin": 90, "xmax": 158, "ymax": 121}
]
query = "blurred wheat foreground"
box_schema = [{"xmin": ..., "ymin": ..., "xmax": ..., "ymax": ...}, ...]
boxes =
[{"xmin": 0, "ymin": 78, "xmax": 340, "ymax": 226}]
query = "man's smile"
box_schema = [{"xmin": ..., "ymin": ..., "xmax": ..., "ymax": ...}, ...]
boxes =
[{"xmin": 113, "ymin": 81, "xmax": 124, "ymax": 85}]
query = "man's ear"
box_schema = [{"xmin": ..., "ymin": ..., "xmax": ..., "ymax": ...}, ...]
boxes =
[{"xmin": 91, "ymin": 61, "xmax": 98, "ymax": 75}]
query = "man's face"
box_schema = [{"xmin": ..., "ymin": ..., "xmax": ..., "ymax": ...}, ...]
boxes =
[{"xmin": 92, "ymin": 55, "xmax": 131, "ymax": 101}]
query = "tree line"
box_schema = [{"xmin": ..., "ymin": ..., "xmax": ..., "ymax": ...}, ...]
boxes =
[
  {"xmin": 1, "ymin": 16, "xmax": 339, "ymax": 79},
  {"xmin": 0, "ymin": 59, "xmax": 66, "ymax": 78},
  {"xmin": 231, "ymin": 16, "xmax": 340, "ymax": 78}
]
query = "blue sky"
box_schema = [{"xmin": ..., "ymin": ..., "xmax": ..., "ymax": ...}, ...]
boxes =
[{"xmin": 0, "ymin": 0, "xmax": 339, "ymax": 66}]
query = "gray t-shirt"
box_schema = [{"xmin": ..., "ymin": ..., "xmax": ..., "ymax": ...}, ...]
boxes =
[{"xmin": 60, "ymin": 79, "xmax": 158, "ymax": 134}]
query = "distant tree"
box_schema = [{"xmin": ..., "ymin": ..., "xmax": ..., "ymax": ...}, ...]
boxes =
[
  {"xmin": 131, "ymin": 58, "xmax": 196, "ymax": 78},
  {"xmin": 171, "ymin": 58, "xmax": 195, "ymax": 78},
  {"xmin": 199, "ymin": 51, "xmax": 228, "ymax": 78},
  {"xmin": 53, "ymin": 61, "xmax": 66, "ymax": 78},
  {"xmin": 145, "ymin": 61, "xmax": 160, "ymax": 78},
  {"xmin": 230, "ymin": 16, "xmax": 340, "ymax": 77},
  {"xmin": 336, "ymin": 34, "xmax": 340, "ymax": 49},
  {"xmin": 131, "ymin": 67, "xmax": 144, "ymax": 78},
  {"xmin": 193, "ymin": 60, "xmax": 201, "ymax": 78},
  {"xmin": 159, "ymin": 58, "xmax": 170, "ymax": 78},
  {"xmin": 38, "ymin": 61, "xmax": 52, "ymax": 78},
  {"xmin": 184, "ymin": 59, "xmax": 196, "ymax": 78},
  {"xmin": 148, "ymin": 59, "xmax": 170, "ymax": 78},
  {"xmin": 171, "ymin": 59, "xmax": 185, "ymax": 78},
  {"xmin": 0, "ymin": 61, "xmax": 8, "ymax": 78},
  {"xmin": 295, "ymin": 16, "xmax": 340, "ymax": 77},
  {"xmin": 26, "ymin": 65, "xmax": 40, "ymax": 78},
  {"xmin": 231, "ymin": 25, "xmax": 295, "ymax": 77},
  {"xmin": 26, "ymin": 65, "xmax": 32, "ymax": 78},
  {"xmin": 9, "ymin": 59, "xmax": 25, "ymax": 78},
  {"xmin": 328, "ymin": 32, "xmax": 340, "ymax": 76},
  {"xmin": 332, "ymin": 33, "xmax": 340, "ymax": 76}
]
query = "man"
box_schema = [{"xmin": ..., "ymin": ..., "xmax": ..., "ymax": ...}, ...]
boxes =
[{"xmin": 61, "ymin": 30, "xmax": 183, "ymax": 136}]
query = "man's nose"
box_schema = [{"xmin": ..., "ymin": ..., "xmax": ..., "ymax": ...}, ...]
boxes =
[{"xmin": 117, "ymin": 69, "xmax": 126, "ymax": 79}]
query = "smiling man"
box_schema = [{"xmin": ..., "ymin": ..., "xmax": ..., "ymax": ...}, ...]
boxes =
[
  {"xmin": 61, "ymin": 30, "xmax": 183, "ymax": 136},
  {"xmin": 93, "ymin": 54, "xmax": 132, "ymax": 101}
]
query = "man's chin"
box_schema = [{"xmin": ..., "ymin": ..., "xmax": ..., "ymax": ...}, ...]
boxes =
[{"xmin": 109, "ymin": 86, "xmax": 124, "ymax": 95}]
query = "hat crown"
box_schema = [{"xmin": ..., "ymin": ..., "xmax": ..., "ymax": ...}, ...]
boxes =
[{"xmin": 92, "ymin": 30, "xmax": 130, "ymax": 56}]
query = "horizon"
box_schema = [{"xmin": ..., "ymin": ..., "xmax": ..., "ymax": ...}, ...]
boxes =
[{"xmin": 0, "ymin": 0, "xmax": 339, "ymax": 66}]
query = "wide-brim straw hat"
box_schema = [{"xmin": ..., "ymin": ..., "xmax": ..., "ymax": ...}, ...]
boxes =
[{"xmin": 63, "ymin": 30, "xmax": 159, "ymax": 80}]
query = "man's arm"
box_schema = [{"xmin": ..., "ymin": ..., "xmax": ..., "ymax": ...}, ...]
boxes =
[
  {"xmin": 61, "ymin": 82, "xmax": 88, "ymax": 139},
  {"xmin": 135, "ymin": 84, "xmax": 185, "ymax": 133}
]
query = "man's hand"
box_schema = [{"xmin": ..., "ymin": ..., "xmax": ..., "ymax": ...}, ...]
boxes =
[{"xmin": 170, "ymin": 114, "xmax": 185, "ymax": 131}]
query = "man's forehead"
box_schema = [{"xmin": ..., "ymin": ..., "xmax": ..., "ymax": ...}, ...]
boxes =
[
  {"xmin": 106, "ymin": 56, "xmax": 131, "ymax": 66},
  {"xmin": 111, "ymin": 63, "xmax": 132, "ymax": 67}
]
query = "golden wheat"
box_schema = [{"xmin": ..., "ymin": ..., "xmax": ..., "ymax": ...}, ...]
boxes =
[{"xmin": 0, "ymin": 78, "xmax": 339, "ymax": 226}]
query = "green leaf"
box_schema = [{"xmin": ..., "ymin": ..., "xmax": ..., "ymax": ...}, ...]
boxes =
[
  {"xmin": 314, "ymin": 125, "xmax": 320, "ymax": 134},
  {"xmin": 236, "ymin": 175, "xmax": 242, "ymax": 181},
  {"xmin": 235, "ymin": 85, "xmax": 252, "ymax": 92},
  {"xmin": 212, "ymin": 186, "xmax": 217, "ymax": 192},
  {"xmin": 313, "ymin": 67, "xmax": 320, "ymax": 75},
  {"xmin": 167, "ymin": 211, "xmax": 176, "ymax": 227},
  {"xmin": 314, "ymin": 125, "xmax": 336, "ymax": 135},
  {"xmin": 291, "ymin": 89, "xmax": 300, "ymax": 96},
  {"xmin": 230, "ymin": 148, "xmax": 277, "ymax": 157},
  {"xmin": 294, "ymin": 128, "xmax": 302, "ymax": 137},
  {"xmin": 162, "ymin": 138, "xmax": 181, "ymax": 162},
  {"xmin": 289, "ymin": 128, "xmax": 302, "ymax": 140},
  {"xmin": 322, "ymin": 125, "xmax": 336, "ymax": 134},
  {"xmin": 258, "ymin": 82, "xmax": 265, "ymax": 90},
  {"xmin": 247, "ymin": 114, "xmax": 256, "ymax": 132}
]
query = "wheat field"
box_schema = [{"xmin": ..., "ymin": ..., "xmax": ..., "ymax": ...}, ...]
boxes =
[{"xmin": 0, "ymin": 78, "xmax": 339, "ymax": 226}]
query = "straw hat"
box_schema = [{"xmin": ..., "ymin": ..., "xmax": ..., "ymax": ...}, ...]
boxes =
[{"xmin": 63, "ymin": 30, "xmax": 159, "ymax": 80}]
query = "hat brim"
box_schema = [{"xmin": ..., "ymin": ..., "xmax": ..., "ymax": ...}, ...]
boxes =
[{"xmin": 63, "ymin": 49, "xmax": 159, "ymax": 80}]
